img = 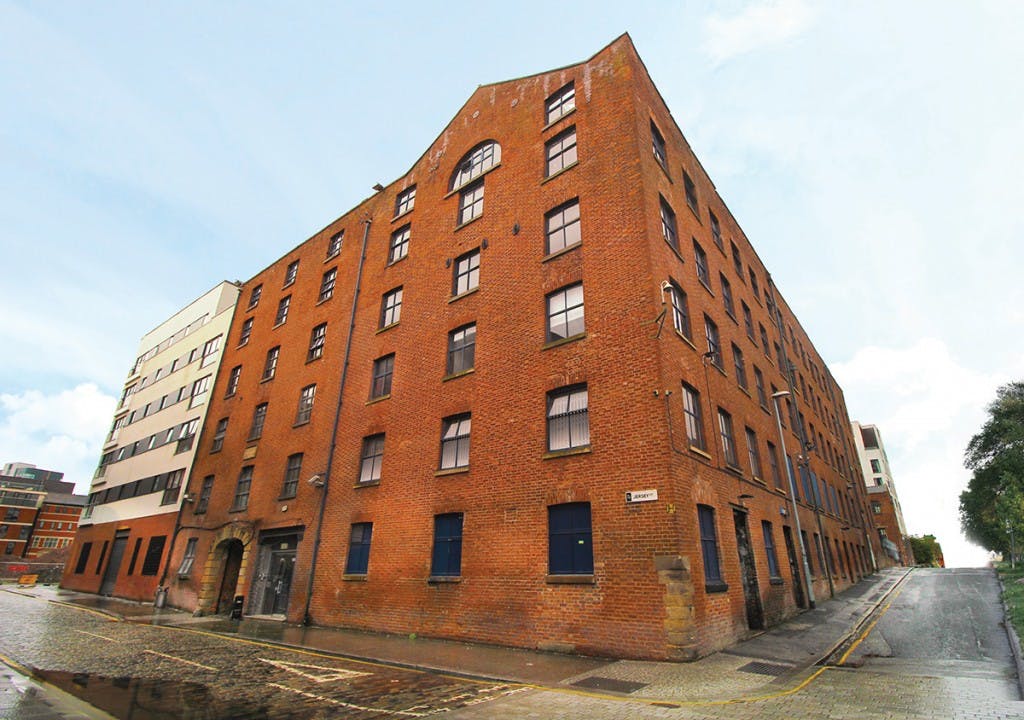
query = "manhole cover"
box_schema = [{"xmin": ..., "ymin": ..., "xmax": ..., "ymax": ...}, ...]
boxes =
[
  {"xmin": 571, "ymin": 676, "xmax": 648, "ymax": 694},
  {"xmin": 738, "ymin": 661, "xmax": 792, "ymax": 676}
]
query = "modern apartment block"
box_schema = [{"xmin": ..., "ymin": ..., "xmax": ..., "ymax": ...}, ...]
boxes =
[
  {"xmin": 62, "ymin": 281, "xmax": 239, "ymax": 599},
  {"xmin": 852, "ymin": 421, "xmax": 912, "ymax": 566},
  {"xmin": 1, "ymin": 469, "xmax": 84, "ymax": 561},
  {"xmin": 154, "ymin": 34, "xmax": 879, "ymax": 661}
]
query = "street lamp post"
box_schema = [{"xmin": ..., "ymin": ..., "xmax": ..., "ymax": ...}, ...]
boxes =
[{"xmin": 772, "ymin": 390, "xmax": 816, "ymax": 609}]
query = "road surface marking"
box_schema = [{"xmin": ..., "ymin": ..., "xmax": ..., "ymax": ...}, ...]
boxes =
[
  {"xmin": 73, "ymin": 629, "xmax": 117, "ymax": 643},
  {"xmin": 258, "ymin": 657, "xmax": 370, "ymax": 683},
  {"xmin": 268, "ymin": 682, "xmax": 428, "ymax": 717},
  {"xmin": 143, "ymin": 649, "xmax": 217, "ymax": 671}
]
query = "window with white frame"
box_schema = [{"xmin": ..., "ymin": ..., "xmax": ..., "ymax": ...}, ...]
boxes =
[
  {"xmin": 307, "ymin": 323, "xmax": 326, "ymax": 362},
  {"xmin": 546, "ymin": 283, "xmax": 584, "ymax": 341},
  {"xmin": 545, "ymin": 127, "xmax": 577, "ymax": 177},
  {"xmin": 380, "ymin": 287, "xmax": 402, "ymax": 328},
  {"xmin": 389, "ymin": 225, "xmax": 410, "ymax": 264},
  {"xmin": 395, "ymin": 185, "xmax": 416, "ymax": 216},
  {"xmin": 545, "ymin": 82, "xmax": 575, "ymax": 124},
  {"xmin": 545, "ymin": 199, "xmax": 581, "ymax": 254},
  {"xmin": 452, "ymin": 249, "xmax": 480, "ymax": 296}
]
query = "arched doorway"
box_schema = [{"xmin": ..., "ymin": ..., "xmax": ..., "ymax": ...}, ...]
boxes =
[{"xmin": 216, "ymin": 539, "xmax": 244, "ymax": 614}]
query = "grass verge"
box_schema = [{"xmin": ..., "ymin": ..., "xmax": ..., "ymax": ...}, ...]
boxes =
[{"xmin": 996, "ymin": 562, "xmax": 1024, "ymax": 640}]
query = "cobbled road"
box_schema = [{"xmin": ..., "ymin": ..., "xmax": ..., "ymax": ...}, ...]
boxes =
[
  {"xmin": 0, "ymin": 590, "xmax": 526, "ymax": 719},
  {"xmin": 3, "ymin": 568, "xmax": 1023, "ymax": 719}
]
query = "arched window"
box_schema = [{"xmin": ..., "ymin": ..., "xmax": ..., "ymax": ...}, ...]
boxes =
[{"xmin": 450, "ymin": 140, "xmax": 501, "ymax": 191}]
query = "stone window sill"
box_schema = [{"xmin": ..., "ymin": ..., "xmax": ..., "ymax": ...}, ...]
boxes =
[{"xmin": 547, "ymin": 574, "xmax": 594, "ymax": 585}]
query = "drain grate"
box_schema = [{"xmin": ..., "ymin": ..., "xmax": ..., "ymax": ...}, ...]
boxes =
[
  {"xmin": 571, "ymin": 676, "xmax": 649, "ymax": 694},
  {"xmin": 737, "ymin": 661, "xmax": 792, "ymax": 676}
]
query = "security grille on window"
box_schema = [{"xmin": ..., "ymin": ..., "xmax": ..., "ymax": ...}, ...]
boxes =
[
  {"xmin": 318, "ymin": 268, "xmax": 337, "ymax": 302},
  {"xmin": 682, "ymin": 383, "xmax": 705, "ymax": 450},
  {"xmin": 431, "ymin": 513, "xmax": 464, "ymax": 577},
  {"xmin": 704, "ymin": 315, "xmax": 721, "ymax": 367},
  {"xmin": 718, "ymin": 408, "xmax": 738, "ymax": 467},
  {"xmin": 548, "ymin": 502, "xmax": 593, "ymax": 575},
  {"xmin": 345, "ymin": 523, "xmax": 373, "ymax": 575},
  {"xmin": 307, "ymin": 323, "xmax": 327, "ymax": 362},
  {"xmin": 545, "ymin": 127, "xmax": 577, "ymax": 177},
  {"xmin": 546, "ymin": 283, "xmax": 584, "ymax": 341},
  {"xmin": 668, "ymin": 282, "xmax": 691, "ymax": 338},
  {"xmin": 281, "ymin": 453, "xmax": 302, "ymax": 498},
  {"xmin": 295, "ymin": 384, "xmax": 316, "ymax": 425},
  {"xmin": 447, "ymin": 324, "xmax": 476, "ymax": 375},
  {"xmin": 284, "ymin": 260, "xmax": 299, "ymax": 286},
  {"xmin": 452, "ymin": 250, "xmax": 480, "ymax": 296},
  {"xmin": 275, "ymin": 296, "xmax": 291, "ymax": 325},
  {"xmin": 327, "ymin": 230, "xmax": 343, "ymax": 258},
  {"xmin": 545, "ymin": 82, "xmax": 575, "ymax": 124},
  {"xmin": 693, "ymin": 240, "xmax": 710, "ymax": 286},
  {"xmin": 380, "ymin": 288, "xmax": 402, "ymax": 328},
  {"xmin": 439, "ymin": 414, "xmax": 471, "ymax": 470},
  {"xmin": 211, "ymin": 418, "xmax": 228, "ymax": 453},
  {"xmin": 547, "ymin": 385, "xmax": 590, "ymax": 451},
  {"xmin": 458, "ymin": 182, "xmax": 484, "ymax": 225},
  {"xmin": 238, "ymin": 318, "xmax": 253, "ymax": 346},
  {"xmin": 389, "ymin": 225, "xmax": 410, "ymax": 263},
  {"xmin": 262, "ymin": 347, "xmax": 280, "ymax": 381},
  {"xmin": 248, "ymin": 404, "xmax": 268, "ymax": 440},
  {"xmin": 659, "ymin": 197, "xmax": 678, "ymax": 251},
  {"xmin": 140, "ymin": 536, "xmax": 167, "ymax": 576},
  {"xmin": 651, "ymin": 121, "xmax": 667, "ymax": 168},
  {"xmin": 359, "ymin": 434, "xmax": 384, "ymax": 484},
  {"xmin": 395, "ymin": 185, "xmax": 416, "ymax": 216},
  {"xmin": 225, "ymin": 365, "xmax": 241, "ymax": 397},
  {"xmin": 232, "ymin": 466, "xmax": 253, "ymax": 511},
  {"xmin": 697, "ymin": 505, "xmax": 722, "ymax": 585},
  {"xmin": 545, "ymin": 199, "xmax": 580, "ymax": 255},
  {"xmin": 370, "ymin": 355, "xmax": 394, "ymax": 399},
  {"xmin": 178, "ymin": 538, "xmax": 198, "ymax": 577}
]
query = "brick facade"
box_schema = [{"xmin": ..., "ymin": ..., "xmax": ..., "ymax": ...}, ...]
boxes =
[
  {"xmin": 61, "ymin": 511, "xmax": 178, "ymax": 600},
  {"xmin": 163, "ymin": 34, "xmax": 881, "ymax": 660}
]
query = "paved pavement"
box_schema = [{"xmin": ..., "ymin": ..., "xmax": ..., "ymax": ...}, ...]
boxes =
[{"xmin": 0, "ymin": 566, "xmax": 1020, "ymax": 718}]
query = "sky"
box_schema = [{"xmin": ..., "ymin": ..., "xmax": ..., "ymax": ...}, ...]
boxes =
[{"xmin": 1, "ymin": 1, "xmax": 1021, "ymax": 567}]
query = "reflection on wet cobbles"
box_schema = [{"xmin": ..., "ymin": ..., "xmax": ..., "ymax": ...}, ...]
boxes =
[{"xmin": 0, "ymin": 593, "xmax": 526, "ymax": 719}]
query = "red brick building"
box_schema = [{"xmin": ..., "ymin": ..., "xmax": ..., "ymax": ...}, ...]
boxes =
[
  {"xmin": 24, "ymin": 494, "xmax": 85, "ymax": 559},
  {"xmin": 165, "ymin": 35, "xmax": 881, "ymax": 660}
]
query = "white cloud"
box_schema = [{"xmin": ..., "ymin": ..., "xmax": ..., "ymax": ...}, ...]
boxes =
[
  {"xmin": 0, "ymin": 384, "xmax": 116, "ymax": 494},
  {"xmin": 832, "ymin": 339, "xmax": 1009, "ymax": 567},
  {"xmin": 702, "ymin": 0, "xmax": 817, "ymax": 64}
]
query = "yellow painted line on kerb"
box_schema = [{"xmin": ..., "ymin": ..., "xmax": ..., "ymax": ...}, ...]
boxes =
[{"xmin": 73, "ymin": 629, "xmax": 118, "ymax": 643}]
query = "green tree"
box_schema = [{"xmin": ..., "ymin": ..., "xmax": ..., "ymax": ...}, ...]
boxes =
[
  {"xmin": 908, "ymin": 534, "xmax": 943, "ymax": 567},
  {"xmin": 959, "ymin": 382, "xmax": 1024, "ymax": 555}
]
